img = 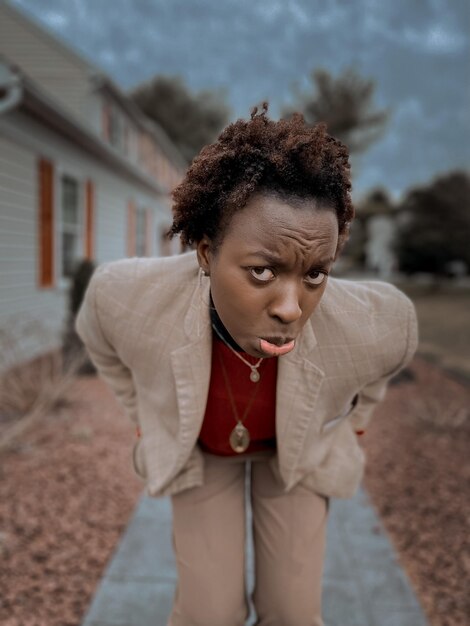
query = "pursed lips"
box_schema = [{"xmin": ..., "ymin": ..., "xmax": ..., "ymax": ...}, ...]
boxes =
[{"xmin": 261, "ymin": 336, "xmax": 296, "ymax": 347}]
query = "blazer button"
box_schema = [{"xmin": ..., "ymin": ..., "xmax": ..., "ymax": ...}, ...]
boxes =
[{"xmin": 355, "ymin": 430, "xmax": 365, "ymax": 436}]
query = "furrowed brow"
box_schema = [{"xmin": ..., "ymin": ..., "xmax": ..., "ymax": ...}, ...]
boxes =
[
  {"xmin": 249, "ymin": 250, "xmax": 334, "ymax": 270},
  {"xmin": 248, "ymin": 251, "xmax": 334, "ymax": 268},
  {"xmin": 248, "ymin": 251, "xmax": 284, "ymax": 265},
  {"xmin": 312, "ymin": 256, "xmax": 335, "ymax": 267}
]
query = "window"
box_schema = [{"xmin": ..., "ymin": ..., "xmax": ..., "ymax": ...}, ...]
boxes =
[
  {"xmin": 102, "ymin": 100, "xmax": 124, "ymax": 150},
  {"xmin": 59, "ymin": 174, "xmax": 82, "ymax": 279},
  {"xmin": 109, "ymin": 106, "xmax": 122, "ymax": 149},
  {"xmin": 38, "ymin": 159, "xmax": 96, "ymax": 287}
]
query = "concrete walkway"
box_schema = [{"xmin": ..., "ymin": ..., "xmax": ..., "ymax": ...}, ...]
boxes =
[{"xmin": 82, "ymin": 468, "xmax": 429, "ymax": 626}]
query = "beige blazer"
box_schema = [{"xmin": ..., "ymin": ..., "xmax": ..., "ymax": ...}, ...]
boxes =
[{"xmin": 75, "ymin": 251, "xmax": 418, "ymax": 499}]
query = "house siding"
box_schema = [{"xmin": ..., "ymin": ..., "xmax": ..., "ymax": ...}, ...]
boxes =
[
  {"xmin": 0, "ymin": 3, "xmax": 184, "ymax": 191},
  {"xmin": 0, "ymin": 135, "xmax": 64, "ymax": 364},
  {"xmin": 0, "ymin": 2, "xmax": 92, "ymax": 124},
  {"xmin": 0, "ymin": 136, "xmax": 37, "ymax": 290},
  {"xmin": 0, "ymin": 113, "xmax": 173, "ymax": 369},
  {"xmin": 0, "ymin": 2, "xmax": 184, "ymax": 371}
]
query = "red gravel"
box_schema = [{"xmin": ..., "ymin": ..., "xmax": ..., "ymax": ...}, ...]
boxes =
[
  {"xmin": 361, "ymin": 357, "xmax": 470, "ymax": 626},
  {"xmin": 0, "ymin": 377, "xmax": 142, "ymax": 626},
  {"xmin": 0, "ymin": 357, "xmax": 468, "ymax": 625}
]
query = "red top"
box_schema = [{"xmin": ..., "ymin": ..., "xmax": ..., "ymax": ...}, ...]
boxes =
[{"xmin": 197, "ymin": 333, "xmax": 278, "ymax": 456}]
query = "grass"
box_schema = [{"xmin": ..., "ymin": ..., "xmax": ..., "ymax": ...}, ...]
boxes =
[{"xmin": 394, "ymin": 280, "xmax": 470, "ymax": 379}]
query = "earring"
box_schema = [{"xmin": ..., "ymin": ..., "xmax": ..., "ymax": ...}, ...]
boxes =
[
  {"xmin": 198, "ymin": 267, "xmax": 213, "ymax": 312},
  {"xmin": 198, "ymin": 267, "xmax": 209, "ymax": 286}
]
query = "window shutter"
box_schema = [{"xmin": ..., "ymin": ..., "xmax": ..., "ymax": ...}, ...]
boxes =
[
  {"xmin": 38, "ymin": 158, "xmax": 54, "ymax": 288},
  {"xmin": 85, "ymin": 180, "xmax": 95, "ymax": 260},
  {"xmin": 127, "ymin": 201, "xmax": 136, "ymax": 256}
]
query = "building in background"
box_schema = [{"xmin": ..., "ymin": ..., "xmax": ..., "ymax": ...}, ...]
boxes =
[
  {"xmin": 360, "ymin": 191, "xmax": 398, "ymax": 280},
  {"xmin": 0, "ymin": 0, "xmax": 186, "ymax": 366},
  {"xmin": 342, "ymin": 189, "xmax": 401, "ymax": 280}
]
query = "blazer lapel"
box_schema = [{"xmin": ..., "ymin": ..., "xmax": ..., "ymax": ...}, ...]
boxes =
[
  {"xmin": 170, "ymin": 275, "xmax": 212, "ymax": 460},
  {"xmin": 170, "ymin": 272, "xmax": 325, "ymax": 491},
  {"xmin": 275, "ymin": 320, "xmax": 325, "ymax": 490}
]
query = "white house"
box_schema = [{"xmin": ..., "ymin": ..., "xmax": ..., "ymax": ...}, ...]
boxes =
[
  {"xmin": 356, "ymin": 189, "xmax": 400, "ymax": 280},
  {"xmin": 0, "ymin": 0, "xmax": 187, "ymax": 367},
  {"xmin": 364, "ymin": 214, "xmax": 397, "ymax": 279}
]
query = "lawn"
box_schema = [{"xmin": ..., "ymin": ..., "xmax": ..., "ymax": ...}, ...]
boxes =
[{"xmin": 393, "ymin": 281, "xmax": 470, "ymax": 380}]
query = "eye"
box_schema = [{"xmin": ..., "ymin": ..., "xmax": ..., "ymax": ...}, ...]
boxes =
[
  {"xmin": 249, "ymin": 267, "xmax": 275, "ymax": 282},
  {"xmin": 305, "ymin": 270, "xmax": 327, "ymax": 286}
]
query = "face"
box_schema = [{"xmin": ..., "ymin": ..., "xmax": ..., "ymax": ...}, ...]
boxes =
[{"xmin": 197, "ymin": 192, "xmax": 339, "ymax": 358}]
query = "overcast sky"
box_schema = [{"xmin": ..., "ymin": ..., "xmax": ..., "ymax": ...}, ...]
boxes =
[{"xmin": 9, "ymin": 0, "xmax": 470, "ymax": 199}]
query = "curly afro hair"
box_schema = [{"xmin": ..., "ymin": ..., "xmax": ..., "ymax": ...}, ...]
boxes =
[{"xmin": 169, "ymin": 102, "xmax": 354, "ymax": 251}]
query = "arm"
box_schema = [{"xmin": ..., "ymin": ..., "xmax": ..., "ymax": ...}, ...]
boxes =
[
  {"xmin": 349, "ymin": 294, "xmax": 419, "ymax": 433},
  {"xmin": 75, "ymin": 264, "xmax": 138, "ymax": 424}
]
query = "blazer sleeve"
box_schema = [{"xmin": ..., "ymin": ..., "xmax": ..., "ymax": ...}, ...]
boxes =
[
  {"xmin": 75, "ymin": 264, "xmax": 138, "ymax": 424},
  {"xmin": 348, "ymin": 293, "xmax": 419, "ymax": 432}
]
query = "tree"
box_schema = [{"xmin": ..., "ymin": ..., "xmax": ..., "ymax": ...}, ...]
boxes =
[
  {"xmin": 356, "ymin": 188, "xmax": 394, "ymax": 218},
  {"xmin": 395, "ymin": 171, "xmax": 470, "ymax": 276},
  {"xmin": 130, "ymin": 75, "xmax": 231, "ymax": 163},
  {"xmin": 282, "ymin": 68, "xmax": 389, "ymax": 154}
]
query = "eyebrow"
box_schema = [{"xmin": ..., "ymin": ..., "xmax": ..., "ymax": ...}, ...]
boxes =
[{"xmin": 247, "ymin": 251, "xmax": 334, "ymax": 267}]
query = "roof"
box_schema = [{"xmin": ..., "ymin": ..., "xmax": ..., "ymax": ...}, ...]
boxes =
[
  {"xmin": 0, "ymin": 58, "xmax": 165, "ymax": 194},
  {"xmin": 91, "ymin": 73, "xmax": 187, "ymax": 170},
  {"xmin": 0, "ymin": 0, "xmax": 186, "ymax": 173},
  {"xmin": 0, "ymin": 0, "xmax": 95, "ymax": 73}
]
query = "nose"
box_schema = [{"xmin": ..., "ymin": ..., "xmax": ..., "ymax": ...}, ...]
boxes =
[{"xmin": 268, "ymin": 281, "xmax": 302, "ymax": 324}]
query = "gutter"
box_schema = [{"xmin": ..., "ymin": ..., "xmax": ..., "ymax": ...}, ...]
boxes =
[{"xmin": 0, "ymin": 62, "xmax": 23, "ymax": 114}]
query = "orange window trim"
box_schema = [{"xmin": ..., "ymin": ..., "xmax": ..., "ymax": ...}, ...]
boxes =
[
  {"xmin": 127, "ymin": 201, "xmax": 136, "ymax": 257},
  {"xmin": 85, "ymin": 180, "xmax": 95, "ymax": 260},
  {"xmin": 38, "ymin": 158, "xmax": 55, "ymax": 288}
]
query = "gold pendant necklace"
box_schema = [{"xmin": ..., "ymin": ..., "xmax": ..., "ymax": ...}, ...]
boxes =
[
  {"xmin": 229, "ymin": 422, "xmax": 251, "ymax": 453},
  {"xmin": 212, "ymin": 323, "xmax": 263, "ymax": 382},
  {"xmin": 216, "ymin": 350, "xmax": 262, "ymax": 453}
]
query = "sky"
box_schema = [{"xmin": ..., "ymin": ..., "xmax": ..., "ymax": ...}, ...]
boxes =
[{"xmin": 8, "ymin": 0, "xmax": 470, "ymax": 199}]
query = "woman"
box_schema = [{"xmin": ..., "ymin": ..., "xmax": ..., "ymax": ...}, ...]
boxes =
[{"xmin": 76, "ymin": 104, "xmax": 418, "ymax": 626}]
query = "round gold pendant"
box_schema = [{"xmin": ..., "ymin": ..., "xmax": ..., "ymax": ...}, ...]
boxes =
[
  {"xmin": 229, "ymin": 423, "xmax": 250, "ymax": 453},
  {"xmin": 250, "ymin": 369, "xmax": 260, "ymax": 383}
]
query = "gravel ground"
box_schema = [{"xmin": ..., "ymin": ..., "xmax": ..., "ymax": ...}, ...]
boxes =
[
  {"xmin": 0, "ymin": 378, "xmax": 142, "ymax": 626},
  {"xmin": 0, "ymin": 356, "xmax": 468, "ymax": 625},
  {"xmin": 361, "ymin": 357, "xmax": 470, "ymax": 626}
]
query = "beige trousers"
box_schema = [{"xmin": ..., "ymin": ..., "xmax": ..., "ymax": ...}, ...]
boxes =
[{"xmin": 168, "ymin": 450, "xmax": 329, "ymax": 626}]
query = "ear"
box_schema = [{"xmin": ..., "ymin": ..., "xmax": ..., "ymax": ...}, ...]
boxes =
[{"xmin": 196, "ymin": 236, "xmax": 212, "ymax": 274}]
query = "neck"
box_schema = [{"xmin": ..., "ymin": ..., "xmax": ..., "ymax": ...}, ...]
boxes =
[{"xmin": 209, "ymin": 292, "xmax": 244, "ymax": 352}]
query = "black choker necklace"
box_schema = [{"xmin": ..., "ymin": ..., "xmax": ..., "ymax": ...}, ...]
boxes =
[
  {"xmin": 209, "ymin": 292, "xmax": 264, "ymax": 384},
  {"xmin": 209, "ymin": 293, "xmax": 244, "ymax": 352}
]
